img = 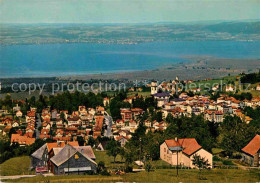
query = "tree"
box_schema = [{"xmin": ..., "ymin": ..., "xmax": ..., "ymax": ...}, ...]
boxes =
[
  {"xmin": 87, "ymin": 136, "xmax": 95, "ymax": 147},
  {"xmin": 60, "ymin": 112, "xmax": 65, "ymax": 121},
  {"xmin": 144, "ymin": 161, "xmax": 152, "ymax": 172},
  {"xmin": 192, "ymin": 154, "xmax": 210, "ymax": 179},
  {"xmin": 166, "ymin": 113, "xmax": 174, "ymax": 124},
  {"xmin": 220, "ymin": 116, "xmax": 256, "ymax": 156},
  {"xmin": 77, "ymin": 136, "xmax": 85, "ymax": 146},
  {"xmin": 106, "ymin": 139, "xmax": 121, "ymax": 163},
  {"xmin": 97, "ymin": 161, "xmax": 105, "ymax": 173}
]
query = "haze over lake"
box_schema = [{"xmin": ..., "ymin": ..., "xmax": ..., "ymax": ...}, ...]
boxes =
[{"xmin": 1, "ymin": 41, "xmax": 260, "ymax": 78}]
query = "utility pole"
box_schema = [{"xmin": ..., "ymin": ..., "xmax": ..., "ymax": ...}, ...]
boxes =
[
  {"xmin": 68, "ymin": 146, "xmax": 70, "ymax": 175},
  {"xmin": 177, "ymin": 151, "xmax": 179, "ymax": 176},
  {"xmin": 139, "ymin": 137, "xmax": 142, "ymax": 166}
]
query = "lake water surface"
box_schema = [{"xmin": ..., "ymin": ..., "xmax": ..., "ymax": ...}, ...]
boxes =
[{"xmin": 0, "ymin": 41, "xmax": 260, "ymax": 78}]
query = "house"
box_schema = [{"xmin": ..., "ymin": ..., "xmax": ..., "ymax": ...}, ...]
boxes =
[
  {"xmin": 42, "ymin": 113, "xmax": 51, "ymax": 122},
  {"xmin": 131, "ymin": 108, "xmax": 144, "ymax": 120},
  {"xmin": 120, "ymin": 108, "xmax": 132, "ymax": 121},
  {"xmin": 116, "ymin": 136, "xmax": 129, "ymax": 147},
  {"xmin": 16, "ymin": 110, "xmax": 23, "ymax": 117},
  {"xmin": 11, "ymin": 134, "xmax": 35, "ymax": 146},
  {"xmin": 116, "ymin": 119, "xmax": 125, "ymax": 128},
  {"xmin": 49, "ymin": 144, "xmax": 97, "ymax": 175},
  {"xmin": 31, "ymin": 141, "xmax": 82, "ymax": 170},
  {"xmin": 226, "ymin": 85, "xmax": 235, "ymax": 92},
  {"xmin": 3, "ymin": 126, "xmax": 12, "ymax": 136},
  {"xmin": 12, "ymin": 121, "xmax": 20, "ymax": 128},
  {"xmin": 31, "ymin": 144, "xmax": 48, "ymax": 168},
  {"xmin": 13, "ymin": 104, "xmax": 20, "ymax": 112},
  {"xmin": 103, "ymin": 97, "xmax": 110, "ymax": 106},
  {"xmin": 96, "ymin": 141, "xmax": 108, "ymax": 151},
  {"xmin": 51, "ymin": 109, "xmax": 58, "ymax": 119},
  {"xmin": 67, "ymin": 116, "xmax": 81, "ymax": 127},
  {"xmin": 241, "ymin": 134, "xmax": 260, "ymax": 167},
  {"xmin": 204, "ymin": 110, "xmax": 223, "ymax": 123},
  {"xmin": 256, "ymin": 85, "xmax": 260, "ymax": 91},
  {"xmin": 160, "ymin": 138, "xmax": 213, "ymax": 168},
  {"xmin": 93, "ymin": 115, "xmax": 104, "ymax": 139},
  {"xmin": 151, "ymin": 81, "xmax": 158, "ymax": 95},
  {"xmin": 39, "ymin": 129, "xmax": 51, "ymax": 140}
]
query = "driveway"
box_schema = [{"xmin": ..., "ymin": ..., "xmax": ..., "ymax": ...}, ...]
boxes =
[{"xmin": 0, "ymin": 175, "xmax": 36, "ymax": 180}]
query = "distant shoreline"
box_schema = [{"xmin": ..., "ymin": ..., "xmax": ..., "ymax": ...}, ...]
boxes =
[{"xmin": 1, "ymin": 56, "xmax": 259, "ymax": 81}]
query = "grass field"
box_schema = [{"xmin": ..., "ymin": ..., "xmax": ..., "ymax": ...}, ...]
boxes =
[
  {"xmin": 13, "ymin": 169, "xmax": 260, "ymax": 183},
  {"xmin": 1, "ymin": 155, "xmax": 259, "ymax": 182},
  {"xmin": 94, "ymin": 150, "xmax": 125, "ymax": 169},
  {"xmin": 0, "ymin": 156, "xmax": 34, "ymax": 176}
]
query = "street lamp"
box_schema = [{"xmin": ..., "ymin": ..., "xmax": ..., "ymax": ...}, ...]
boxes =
[{"xmin": 169, "ymin": 146, "xmax": 183, "ymax": 176}]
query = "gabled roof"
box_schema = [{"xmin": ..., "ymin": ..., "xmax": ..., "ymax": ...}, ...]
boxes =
[
  {"xmin": 31, "ymin": 144, "xmax": 47, "ymax": 159},
  {"xmin": 74, "ymin": 146, "xmax": 96, "ymax": 159},
  {"xmin": 165, "ymin": 138, "xmax": 202, "ymax": 156},
  {"xmin": 50, "ymin": 144, "xmax": 97, "ymax": 166},
  {"xmin": 242, "ymin": 135, "xmax": 260, "ymax": 156}
]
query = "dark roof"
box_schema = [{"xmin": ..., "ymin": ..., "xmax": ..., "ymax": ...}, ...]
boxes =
[
  {"xmin": 171, "ymin": 98, "xmax": 186, "ymax": 102},
  {"xmin": 100, "ymin": 141, "xmax": 108, "ymax": 149},
  {"xmin": 50, "ymin": 144, "xmax": 97, "ymax": 166},
  {"xmin": 31, "ymin": 144, "xmax": 47, "ymax": 160},
  {"xmin": 153, "ymin": 93, "xmax": 170, "ymax": 97}
]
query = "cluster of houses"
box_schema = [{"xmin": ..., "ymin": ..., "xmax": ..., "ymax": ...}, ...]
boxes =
[
  {"xmin": 150, "ymin": 80, "xmax": 260, "ymax": 124},
  {"xmin": 0, "ymin": 78, "xmax": 259, "ymax": 175}
]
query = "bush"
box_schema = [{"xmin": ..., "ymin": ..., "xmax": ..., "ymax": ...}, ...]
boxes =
[
  {"xmin": 213, "ymin": 156, "xmax": 221, "ymax": 161},
  {"xmin": 232, "ymin": 154, "xmax": 242, "ymax": 159},
  {"xmin": 124, "ymin": 166, "xmax": 133, "ymax": 173},
  {"xmin": 100, "ymin": 169, "xmax": 110, "ymax": 176},
  {"xmin": 222, "ymin": 160, "xmax": 233, "ymax": 165},
  {"xmin": 145, "ymin": 162, "xmax": 152, "ymax": 172}
]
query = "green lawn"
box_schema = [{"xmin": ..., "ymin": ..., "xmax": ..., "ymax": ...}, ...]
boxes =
[
  {"xmin": 14, "ymin": 169, "xmax": 260, "ymax": 183},
  {"xmin": 94, "ymin": 150, "xmax": 125, "ymax": 169},
  {"xmin": 212, "ymin": 148, "xmax": 224, "ymax": 155},
  {"xmin": 0, "ymin": 156, "xmax": 34, "ymax": 176},
  {"xmin": 127, "ymin": 91, "xmax": 151, "ymax": 98}
]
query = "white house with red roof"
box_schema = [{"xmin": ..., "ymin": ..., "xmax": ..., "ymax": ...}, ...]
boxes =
[
  {"xmin": 160, "ymin": 138, "xmax": 212, "ymax": 168},
  {"xmin": 241, "ymin": 134, "xmax": 260, "ymax": 167}
]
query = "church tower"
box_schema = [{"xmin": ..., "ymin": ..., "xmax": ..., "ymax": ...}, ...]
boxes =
[{"xmin": 151, "ymin": 81, "xmax": 158, "ymax": 95}]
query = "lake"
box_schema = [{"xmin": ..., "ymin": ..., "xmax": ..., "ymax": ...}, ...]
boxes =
[{"xmin": 0, "ymin": 41, "xmax": 260, "ymax": 78}]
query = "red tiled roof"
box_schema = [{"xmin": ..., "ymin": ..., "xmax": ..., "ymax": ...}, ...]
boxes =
[
  {"xmin": 27, "ymin": 111, "xmax": 36, "ymax": 117},
  {"xmin": 94, "ymin": 115, "xmax": 104, "ymax": 131},
  {"xmin": 242, "ymin": 135, "xmax": 260, "ymax": 156},
  {"xmin": 11, "ymin": 134, "xmax": 35, "ymax": 145},
  {"xmin": 131, "ymin": 108, "xmax": 143, "ymax": 112},
  {"xmin": 165, "ymin": 138, "xmax": 202, "ymax": 156},
  {"xmin": 46, "ymin": 141, "xmax": 79, "ymax": 152}
]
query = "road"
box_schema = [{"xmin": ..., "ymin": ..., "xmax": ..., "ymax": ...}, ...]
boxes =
[
  {"xmin": 35, "ymin": 113, "xmax": 42, "ymax": 139},
  {"xmin": 0, "ymin": 175, "xmax": 36, "ymax": 180},
  {"xmin": 104, "ymin": 114, "xmax": 113, "ymax": 137}
]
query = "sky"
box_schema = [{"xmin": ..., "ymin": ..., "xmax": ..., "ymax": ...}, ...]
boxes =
[{"xmin": 0, "ymin": 0, "xmax": 260, "ymax": 23}]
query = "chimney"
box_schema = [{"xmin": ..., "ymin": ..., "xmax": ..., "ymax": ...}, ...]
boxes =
[{"xmin": 57, "ymin": 141, "xmax": 61, "ymax": 146}]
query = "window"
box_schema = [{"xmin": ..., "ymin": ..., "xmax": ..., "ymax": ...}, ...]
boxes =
[{"xmin": 75, "ymin": 154, "xmax": 79, "ymax": 160}]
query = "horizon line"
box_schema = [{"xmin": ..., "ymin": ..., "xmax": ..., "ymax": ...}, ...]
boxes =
[{"xmin": 0, "ymin": 19, "xmax": 260, "ymax": 25}]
